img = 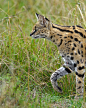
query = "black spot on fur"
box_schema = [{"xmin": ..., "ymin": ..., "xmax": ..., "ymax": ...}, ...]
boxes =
[
  {"xmin": 77, "ymin": 60, "xmax": 79, "ymax": 64},
  {"xmin": 78, "ymin": 49, "xmax": 80, "ymax": 54},
  {"xmin": 78, "ymin": 66, "xmax": 84, "ymax": 70},
  {"xmin": 53, "ymin": 40, "xmax": 55, "ymax": 42},
  {"xmin": 78, "ymin": 81, "xmax": 81, "ymax": 83},
  {"xmin": 64, "ymin": 37, "xmax": 67, "ymax": 38},
  {"xmin": 72, "ymin": 47, "xmax": 75, "ymax": 50},
  {"xmin": 73, "ymin": 43, "xmax": 76, "ymax": 47},
  {"xmin": 57, "ymin": 34, "xmax": 62, "ymax": 36},
  {"xmin": 58, "ymin": 39, "xmax": 63, "ymax": 47},
  {"xmin": 75, "ymin": 53, "xmax": 77, "ymax": 55},
  {"xmin": 74, "ymin": 63, "xmax": 77, "ymax": 67},
  {"xmin": 70, "ymin": 53, "xmax": 73, "ymax": 55},
  {"xmin": 73, "ymin": 26, "xmax": 75, "ymax": 29},
  {"xmin": 71, "ymin": 57, "xmax": 74, "ymax": 60},
  {"xmin": 81, "ymin": 44, "xmax": 83, "ymax": 48},
  {"xmin": 50, "ymin": 36, "xmax": 53, "ymax": 39},
  {"xmin": 70, "ymin": 36, "xmax": 73, "ymax": 39},
  {"xmin": 76, "ymin": 72, "xmax": 84, "ymax": 78},
  {"xmin": 81, "ymin": 51, "xmax": 83, "ymax": 54},
  {"xmin": 77, "ymin": 86, "xmax": 81, "ymax": 89},
  {"xmin": 74, "ymin": 38, "xmax": 78, "ymax": 41},
  {"xmin": 65, "ymin": 67, "xmax": 71, "ymax": 73}
]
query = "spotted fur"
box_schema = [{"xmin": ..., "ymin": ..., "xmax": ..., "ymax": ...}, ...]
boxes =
[{"xmin": 30, "ymin": 13, "xmax": 86, "ymax": 98}]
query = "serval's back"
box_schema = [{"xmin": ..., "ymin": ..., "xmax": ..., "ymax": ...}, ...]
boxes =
[{"xmin": 30, "ymin": 13, "xmax": 86, "ymax": 98}]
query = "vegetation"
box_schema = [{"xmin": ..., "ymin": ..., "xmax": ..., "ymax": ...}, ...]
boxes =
[{"xmin": 0, "ymin": 0, "xmax": 86, "ymax": 107}]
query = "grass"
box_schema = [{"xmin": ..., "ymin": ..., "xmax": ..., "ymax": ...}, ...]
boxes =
[{"xmin": 0, "ymin": 0, "xmax": 86, "ymax": 107}]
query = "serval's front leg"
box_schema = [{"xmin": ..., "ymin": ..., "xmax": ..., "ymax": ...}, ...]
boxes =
[{"xmin": 50, "ymin": 61, "xmax": 75, "ymax": 93}]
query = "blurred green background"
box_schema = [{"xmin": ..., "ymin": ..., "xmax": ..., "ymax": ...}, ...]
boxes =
[{"xmin": 0, "ymin": 0, "xmax": 86, "ymax": 107}]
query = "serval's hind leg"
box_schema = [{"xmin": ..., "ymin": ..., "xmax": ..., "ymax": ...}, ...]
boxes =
[{"xmin": 75, "ymin": 63, "xmax": 85, "ymax": 98}]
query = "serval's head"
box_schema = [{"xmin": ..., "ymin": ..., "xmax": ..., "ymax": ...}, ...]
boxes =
[{"xmin": 30, "ymin": 13, "xmax": 52, "ymax": 39}]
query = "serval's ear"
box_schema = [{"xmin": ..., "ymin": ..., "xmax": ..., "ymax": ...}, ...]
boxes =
[{"xmin": 35, "ymin": 13, "xmax": 52, "ymax": 29}]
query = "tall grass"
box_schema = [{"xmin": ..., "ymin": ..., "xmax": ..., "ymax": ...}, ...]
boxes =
[{"xmin": 0, "ymin": 0, "xmax": 86, "ymax": 107}]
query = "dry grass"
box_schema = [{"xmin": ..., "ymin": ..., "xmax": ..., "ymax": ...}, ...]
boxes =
[{"xmin": 0, "ymin": 0, "xmax": 86, "ymax": 107}]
